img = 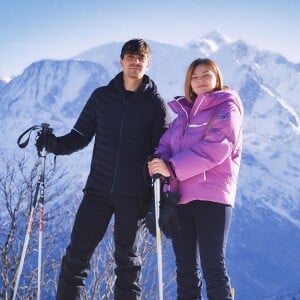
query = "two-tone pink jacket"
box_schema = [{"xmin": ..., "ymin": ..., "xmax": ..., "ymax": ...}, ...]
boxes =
[{"xmin": 156, "ymin": 89, "xmax": 243, "ymax": 207}]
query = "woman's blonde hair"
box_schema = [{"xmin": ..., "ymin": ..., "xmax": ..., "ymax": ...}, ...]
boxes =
[{"xmin": 184, "ymin": 58, "xmax": 226, "ymax": 102}]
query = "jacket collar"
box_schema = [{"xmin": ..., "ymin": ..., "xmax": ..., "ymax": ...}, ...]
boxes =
[
  {"xmin": 111, "ymin": 72, "xmax": 156, "ymax": 97},
  {"xmin": 168, "ymin": 89, "xmax": 242, "ymax": 116}
]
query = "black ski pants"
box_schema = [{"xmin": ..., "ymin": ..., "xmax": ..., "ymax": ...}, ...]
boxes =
[
  {"xmin": 172, "ymin": 200, "xmax": 233, "ymax": 300},
  {"xmin": 56, "ymin": 188, "xmax": 145, "ymax": 300}
]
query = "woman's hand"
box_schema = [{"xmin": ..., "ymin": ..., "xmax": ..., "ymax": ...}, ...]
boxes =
[{"xmin": 148, "ymin": 158, "xmax": 171, "ymax": 177}]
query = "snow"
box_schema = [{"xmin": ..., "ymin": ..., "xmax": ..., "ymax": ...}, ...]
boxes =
[{"xmin": 1, "ymin": 30, "xmax": 299, "ymax": 299}]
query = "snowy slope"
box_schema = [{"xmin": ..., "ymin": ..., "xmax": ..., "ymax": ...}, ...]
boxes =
[{"xmin": 0, "ymin": 31, "xmax": 299, "ymax": 299}]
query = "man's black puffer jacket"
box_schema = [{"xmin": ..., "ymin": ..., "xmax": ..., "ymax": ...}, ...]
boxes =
[{"xmin": 56, "ymin": 72, "xmax": 166, "ymax": 197}]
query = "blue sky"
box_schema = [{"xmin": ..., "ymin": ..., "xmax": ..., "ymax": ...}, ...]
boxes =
[{"xmin": 0, "ymin": 0, "xmax": 299, "ymax": 78}]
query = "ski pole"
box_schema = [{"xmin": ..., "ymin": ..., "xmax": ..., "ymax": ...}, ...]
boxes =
[
  {"xmin": 37, "ymin": 146, "xmax": 47, "ymax": 300},
  {"xmin": 12, "ymin": 158, "xmax": 44, "ymax": 300},
  {"xmin": 153, "ymin": 173, "xmax": 163, "ymax": 300},
  {"xmin": 231, "ymin": 287, "xmax": 235, "ymax": 299},
  {"xmin": 36, "ymin": 123, "xmax": 51, "ymax": 300},
  {"xmin": 13, "ymin": 123, "xmax": 51, "ymax": 300}
]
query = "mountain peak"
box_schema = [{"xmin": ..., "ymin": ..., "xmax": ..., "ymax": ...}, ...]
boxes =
[
  {"xmin": 202, "ymin": 29, "xmax": 231, "ymax": 44},
  {"xmin": 185, "ymin": 29, "xmax": 231, "ymax": 56},
  {"xmin": 0, "ymin": 75, "xmax": 13, "ymax": 84}
]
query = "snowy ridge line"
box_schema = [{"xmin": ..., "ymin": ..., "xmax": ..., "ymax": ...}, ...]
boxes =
[
  {"xmin": 259, "ymin": 83, "xmax": 300, "ymax": 133},
  {"xmin": 263, "ymin": 201, "xmax": 300, "ymax": 229}
]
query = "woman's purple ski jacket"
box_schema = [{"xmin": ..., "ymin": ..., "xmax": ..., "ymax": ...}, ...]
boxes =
[{"xmin": 156, "ymin": 89, "xmax": 244, "ymax": 207}]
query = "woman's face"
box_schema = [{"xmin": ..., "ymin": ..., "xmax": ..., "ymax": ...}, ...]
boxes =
[{"xmin": 190, "ymin": 64, "xmax": 217, "ymax": 95}]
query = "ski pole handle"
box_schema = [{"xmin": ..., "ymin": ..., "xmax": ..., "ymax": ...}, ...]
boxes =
[
  {"xmin": 41, "ymin": 123, "xmax": 53, "ymax": 136},
  {"xmin": 153, "ymin": 173, "xmax": 161, "ymax": 180},
  {"xmin": 147, "ymin": 154, "xmax": 162, "ymax": 181}
]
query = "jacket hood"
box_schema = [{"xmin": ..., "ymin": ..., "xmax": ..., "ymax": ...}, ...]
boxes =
[
  {"xmin": 168, "ymin": 89, "xmax": 242, "ymax": 116},
  {"xmin": 110, "ymin": 72, "xmax": 158, "ymax": 98}
]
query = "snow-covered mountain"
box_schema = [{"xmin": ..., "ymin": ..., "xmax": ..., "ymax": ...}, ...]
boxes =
[
  {"xmin": 0, "ymin": 30, "xmax": 299, "ymax": 299},
  {"xmin": 185, "ymin": 29, "xmax": 231, "ymax": 56},
  {"xmin": 0, "ymin": 75, "xmax": 14, "ymax": 91}
]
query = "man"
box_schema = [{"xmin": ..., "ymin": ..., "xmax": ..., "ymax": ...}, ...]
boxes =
[{"xmin": 36, "ymin": 39, "xmax": 166, "ymax": 299}]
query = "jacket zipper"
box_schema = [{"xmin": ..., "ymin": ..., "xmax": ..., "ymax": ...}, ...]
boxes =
[
  {"xmin": 193, "ymin": 94, "xmax": 206, "ymax": 117},
  {"xmin": 176, "ymin": 99, "xmax": 189, "ymax": 130},
  {"xmin": 177, "ymin": 97, "xmax": 208, "ymax": 182},
  {"xmin": 111, "ymin": 99, "xmax": 127, "ymax": 192}
]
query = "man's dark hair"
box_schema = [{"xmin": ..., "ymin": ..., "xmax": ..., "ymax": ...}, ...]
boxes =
[{"xmin": 120, "ymin": 39, "xmax": 151, "ymax": 59}]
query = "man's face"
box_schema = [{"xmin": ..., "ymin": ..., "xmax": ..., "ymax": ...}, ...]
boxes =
[{"xmin": 120, "ymin": 53, "xmax": 150, "ymax": 79}]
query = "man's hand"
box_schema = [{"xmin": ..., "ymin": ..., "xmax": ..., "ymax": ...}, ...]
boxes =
[{"xmin": 35, "ymin": 131, "xmax": 58, "ymax": 154}]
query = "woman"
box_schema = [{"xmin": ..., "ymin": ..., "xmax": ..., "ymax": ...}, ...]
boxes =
[{"xmin": 148, "ymin": 58, "xmax": 243, "ymax": 299}]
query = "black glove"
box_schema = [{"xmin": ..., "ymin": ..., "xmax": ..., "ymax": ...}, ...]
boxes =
[
  {"xmin": 145, "ymin": 191, "xmax": 181, "ymax": 239},
  {"xmin": 144, "ymin": 200, "xmax": 156, "ymax": 237},
  {"xmin": 159, "ymin": 191, "xmax": 181, "ymax": 239},
  {"xmin": 35, "ymin": 131, "xmax": 58, "ymax": 154}
]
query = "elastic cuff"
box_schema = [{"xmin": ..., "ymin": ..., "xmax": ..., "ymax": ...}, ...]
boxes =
[{"xmin": 167, "ymin": 161, "xmax": 177, "ymax": 179}]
